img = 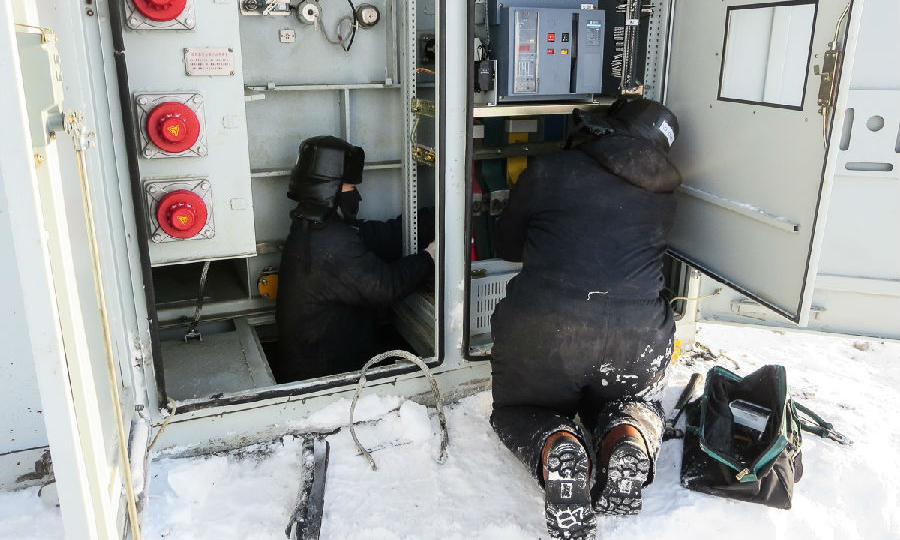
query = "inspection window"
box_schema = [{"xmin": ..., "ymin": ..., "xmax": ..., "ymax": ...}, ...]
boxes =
[{"xmin": 718, "ymin": 0, "xmax": 818, "ymax": 109}]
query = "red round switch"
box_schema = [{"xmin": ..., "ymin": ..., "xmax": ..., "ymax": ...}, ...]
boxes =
[
  {"xmin": 132, "ymin": 0, "xmax": 187, "ymax": 22},
  {"xmin": 146, "ymin": 102, "xmax": 200, "ymax": 153},
  {"xmin": 156, "ymin": 190, "xmax": 208, "ymax": 239}
]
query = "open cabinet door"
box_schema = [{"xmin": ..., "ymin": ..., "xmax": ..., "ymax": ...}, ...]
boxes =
[
  {"xmin": 665, "ymin": 0, "xmax": 865, "ymax": 325},
  {"xmin": 7, "ymin": 5, "xmax": 150, "ymax": 539}
]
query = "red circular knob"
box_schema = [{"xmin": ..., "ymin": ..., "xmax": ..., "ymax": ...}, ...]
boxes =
[
  {"xmin": 132, "ymin": 0, "xmax": 187, "ymax": 22},
  {"xmin": 156, "ymin": 190, "xmax": 208, "ymax": 239},
  {"xmin": 146, "ymin": 102, "xmax": 200, "ymax": 153}
]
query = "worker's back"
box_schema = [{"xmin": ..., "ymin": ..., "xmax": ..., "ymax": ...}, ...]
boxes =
[{"xmin": 493, "ymin": 134, "xmax": 682, "ymax": 301}]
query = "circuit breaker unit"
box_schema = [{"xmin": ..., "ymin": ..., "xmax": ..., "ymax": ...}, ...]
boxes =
[{"xmin": 490, "ymin": 1, "xmax": 604, "ymax": 102}]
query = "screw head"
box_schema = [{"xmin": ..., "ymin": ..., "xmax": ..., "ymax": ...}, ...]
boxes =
[
  {"xmin": 143, "ymin": 149, "xmax": 152, "ymax": 157},
  {"xmin": 185, "ymin": 17, "xmax": 194, "ymax": 26},
  {"xmin": 138, "ymin": 96, "xmax": 148, "ymax": 105},
  {"xmin": 192, "ymin": 95, "xmax": 203, "ymax": 104},
  {"xmin": 199, "ymin": 181, "xmax": 209, "ymax": 190}
]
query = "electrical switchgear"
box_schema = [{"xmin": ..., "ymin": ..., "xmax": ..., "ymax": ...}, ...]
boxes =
[{"xmin": 489, "ymin": 1, "xmax": 604, "ymax": 101}]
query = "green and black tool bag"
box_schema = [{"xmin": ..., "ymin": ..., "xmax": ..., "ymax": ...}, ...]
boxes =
[{"xmin": 680, "ymin": 365, "xmax": 850, "ymax": 509}]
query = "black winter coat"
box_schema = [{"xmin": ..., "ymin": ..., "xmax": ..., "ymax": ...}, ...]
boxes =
[
  {"xmin": 493, "ymin": 134, "xmax": 683, "ymax": 301},
  {"xmin": 276, "ymin": 214, "xmax": 433, "ymax": 381}
]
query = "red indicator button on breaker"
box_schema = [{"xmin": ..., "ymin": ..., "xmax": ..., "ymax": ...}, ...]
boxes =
[
  {"xmin": 547, "ymin": 49, "xmax": 555, "ymax": 54},
  {"xmin": 146, "ymin": 102, "xmax": 200, "ymax": 154},
  {"xmin": 156, "ymin": 190, "xmax": 208, "ymax": 239},
  {"xmin": 547, "ymin": 33, "xmax": 555, "ymax": 42},
  {"xmin": 132, "ymin": 0, "xmax": 188, "ymax": 22}
]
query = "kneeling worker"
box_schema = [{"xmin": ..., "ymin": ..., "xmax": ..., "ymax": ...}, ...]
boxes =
[
  {"xmin": 276, "ymin": 136, "xmax": 435, "ymax": 381},
  {"xmin": 489, "ymin": 99, "xmax": 682, "ymax": 538}
]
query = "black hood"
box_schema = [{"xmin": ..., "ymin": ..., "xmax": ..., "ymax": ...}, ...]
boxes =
[
  {"xmin": 288, "ymin": 135, "xmax": 365, "ymax": 223},
  {"xmin": 577, "ymin": 134, "xmax": 682, "ymax": 194}
]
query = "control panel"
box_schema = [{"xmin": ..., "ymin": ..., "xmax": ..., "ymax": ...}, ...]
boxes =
[
  {"xmin": 121, "ymin": 0, "xmax": 256, "ymax": 265},
  {"xmin": 489, "ymin": 1, "xmax": 604, "ymax": 102}
]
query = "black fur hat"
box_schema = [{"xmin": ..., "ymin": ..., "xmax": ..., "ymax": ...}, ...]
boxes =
[{"xmin": 287, "ymin": 136, "xmax": 365, "ymax": 222}]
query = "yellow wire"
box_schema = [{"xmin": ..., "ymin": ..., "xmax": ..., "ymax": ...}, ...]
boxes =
[
  {"xmin": 147, "ymin": 398, "xmax": 178, "ymax": 453},
  {"xmin": 832, "ymin": 2, "xmax": 851, "ymax": 47}
]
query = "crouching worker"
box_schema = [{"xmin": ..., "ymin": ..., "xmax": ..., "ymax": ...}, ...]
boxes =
[
  {"xmin": 489, "ymin": 99, "xmax": 682, "ymax": 538},
  {"xmin": 276, "ymin": 136, "xmax": 435, "ymax": 381}
]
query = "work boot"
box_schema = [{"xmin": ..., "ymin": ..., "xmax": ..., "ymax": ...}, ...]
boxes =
[
  {"xmin": 541, "ymin": 431, "xmax": 596, "ymax": 539},
  {"xmin": 593, "ymin": 424, "xmax": 651, "ymax": 516}
]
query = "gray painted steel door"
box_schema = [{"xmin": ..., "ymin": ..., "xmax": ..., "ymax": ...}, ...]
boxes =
[{"xmin": 664, "ymin": 0, "xmax": 865, "ymax": 325}]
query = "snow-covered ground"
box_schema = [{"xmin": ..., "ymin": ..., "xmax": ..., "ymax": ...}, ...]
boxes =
[{"xmin": 2, "ymin": 323, "xmax": 899, "ymax": 540}]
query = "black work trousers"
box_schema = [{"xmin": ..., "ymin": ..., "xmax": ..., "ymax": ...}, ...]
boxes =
[{"xmin": 489, "ymin": 285, "xmax": 674, "ymax": 485}]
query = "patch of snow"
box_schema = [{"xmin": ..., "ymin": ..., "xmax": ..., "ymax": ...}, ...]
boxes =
[
  {"xmin": 0, "ymin": 487, "xmax": 61, "ymax": 540},
  {"xmin": 144, "ymin": 436, "xmax": 306, "ymax": 540},
  {"xmin": 165, "ymin": 456, "xmax": 228, "ymax": 504},
  {"xmin": 289, "ymin": 394, "xmax": 402, "ymax": 432},
  {"xmin": 2, "ymin": 324, "xmax": 898, "ymax": 540}
]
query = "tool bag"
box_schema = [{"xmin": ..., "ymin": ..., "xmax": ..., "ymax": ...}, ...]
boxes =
[{"xmin": 680, "ymin": 365, "xmax": 849, "ymax": 509}]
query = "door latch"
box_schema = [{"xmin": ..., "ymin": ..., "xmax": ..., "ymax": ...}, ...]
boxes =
[{"xmin": 815, "ymin": 49, "xmax": 842, "ymax": 110}]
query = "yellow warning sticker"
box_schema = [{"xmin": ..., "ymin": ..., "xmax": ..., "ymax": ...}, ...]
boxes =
[
  {"xmin": 177, "ymin": 215, "xmax": 189, "ymax": 225},
  {"xmin": 167, "ymin": 125, "xmax": 181, "ymax": 138}
]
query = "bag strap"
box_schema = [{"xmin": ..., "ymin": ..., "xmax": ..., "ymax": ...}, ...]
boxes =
[{"xmin": 792, "ymin": 401, "xmax": 852, "ymax": 445}]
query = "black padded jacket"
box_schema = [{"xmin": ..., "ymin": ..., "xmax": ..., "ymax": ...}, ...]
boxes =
[
  {"xmin": 276, "ymin": 213, "xmax": 433, "ymax": 381},
  {"xmin": 493, "ymin": 134, "xmax": 682, "ymax": 301}
]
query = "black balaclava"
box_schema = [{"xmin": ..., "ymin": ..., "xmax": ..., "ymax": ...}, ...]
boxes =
[{"xmin": 336, "ymin": 188, "xmax": 362, "ymax": 222}]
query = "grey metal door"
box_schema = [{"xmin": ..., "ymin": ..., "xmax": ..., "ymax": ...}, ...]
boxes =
[{"xmin": 664, "ymin": 0, "xmax": 866, "ymax": 325}]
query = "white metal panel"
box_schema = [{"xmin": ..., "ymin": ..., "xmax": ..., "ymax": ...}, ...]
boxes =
[
  {"xmin": 0, "ymin": 204, "xmax": 49, "ymax": 456},
  {"xmin": 665, "ymin": 0, "xmax": 865, "ymax": 324},
  {"xmin": 123, "ymin": 0, "xmax": 257, "ymax": 265}
]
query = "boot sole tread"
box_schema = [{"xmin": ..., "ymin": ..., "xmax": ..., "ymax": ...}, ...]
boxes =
[
  {"xmin": 545, "ymin": 441, "xmax": 596, "ymax": 539},
  {"xmin": 595, "ymin": 441, "xmax": 650, "ymax": 516}
]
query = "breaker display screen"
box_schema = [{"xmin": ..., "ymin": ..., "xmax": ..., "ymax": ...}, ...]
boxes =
[{"xmin": 513, "ymin": 10, "xmax": 539, "ymax": 93}]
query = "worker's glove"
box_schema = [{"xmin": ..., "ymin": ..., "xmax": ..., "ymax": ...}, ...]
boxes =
[{"xmin": 424, "ymin": 241, "xmax": 436, "ymax": 261}]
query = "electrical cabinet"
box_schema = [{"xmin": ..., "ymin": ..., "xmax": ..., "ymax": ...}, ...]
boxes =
[
  {"xmin": 113, "ymin": 0, "xmax": 440, "ymax": 402},
  {"xmin": 4, "ymin": 1, "xmax": 881, "ymax": 536}
]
